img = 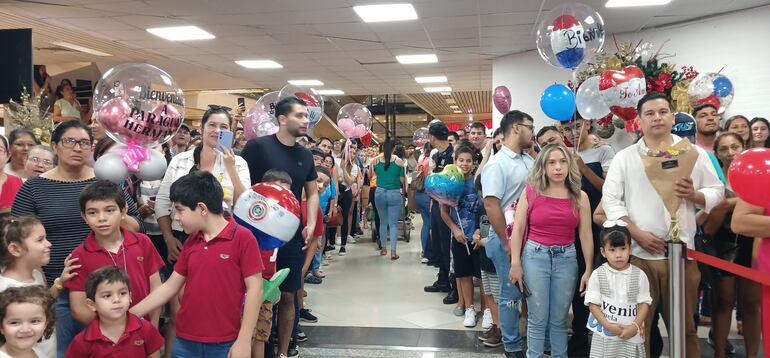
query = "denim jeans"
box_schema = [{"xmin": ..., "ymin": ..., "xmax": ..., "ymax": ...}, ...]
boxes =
[
  {"xmin": 374, "ymin": 187, "xmax": 402, "ymax": 251},
  {"xmin": 172, "ymin": 337, "xmax": 234, "ymax": 357},
  {"xmin": 521, "ymin": 240, "xmax": 578, "ymax": 358},
  {"xmin": 485, "ymin": 230, "xmax": 523, "ymax": 353},
  {"xmin": 56, "ymin": 289, "xmax": 84, "ymax": 358},
  {"xmin": 415, "ymin": 191, "xmax": 432, "ymax": 260}
]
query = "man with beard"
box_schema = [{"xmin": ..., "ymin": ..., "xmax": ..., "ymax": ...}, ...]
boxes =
[
  {"xmin": 480, "ymin": 110, "xmax": 535, "ymax": 358},
  {"xmin": 693, "ymin": 103, "xmax": 720, "ymax": 153},
  {"xmin": 468, "ymin": 122, "xmax": 487, "ymax": 163},
  {"xmin": 241, "ymin": 96, "xmax": 319, "ymax": 358}
]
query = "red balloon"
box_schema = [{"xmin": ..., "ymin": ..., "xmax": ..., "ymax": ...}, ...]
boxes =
[{"xmin": 728, "ymin": 148, "xmax": 770, "ymax": 207}]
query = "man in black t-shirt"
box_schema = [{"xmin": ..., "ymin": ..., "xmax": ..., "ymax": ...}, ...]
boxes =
[
  {"xmin": 423, "ymin": 122, "xmax": 456, "ymax": 304},
  {"xmin": 241, "ymin": 96, "xmax": 319, "ymax": 358}
]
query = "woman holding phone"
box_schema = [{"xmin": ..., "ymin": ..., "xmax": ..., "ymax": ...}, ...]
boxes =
[{"xmin": 154, "ymin": 105, "xmax": 250, "ymax": 355}]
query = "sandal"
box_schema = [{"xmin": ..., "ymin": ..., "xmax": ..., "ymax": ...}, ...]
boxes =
[
  {"xmin": 391, "ymin": 253, "xmax": 399, "ymax": 261},
  {"xmin": 380, "ymin": 248, "xmax": 387, "ymax": 256}
]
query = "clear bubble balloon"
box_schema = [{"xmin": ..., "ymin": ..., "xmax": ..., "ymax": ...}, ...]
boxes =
[
  {"xmin": 252, "ymin": 91, "xmax": 280, "ymax": 123},
  {"xmin": 575, "ymin": 76, "xmax": 610, "ymax": 119},
  {"xmin": 243, "ymin": 107, "xmax": 274, "ymax": 141},
  {"xmin": 337, "ymin": 103, "xmax": 372, "ymax": 139},
  {"xmin": 535, "ymin": 2, "xmax": 605, "ymax": 70},
  {"xmin": 413, "ymin": 127, "xmax": 429, "ymax": 147},
  {"xmin": 688, "ymin": 72, "xmax": 734, "ymax": 114},
  {"xmin": 278, "ymin": 85, "xmax": 324, "ymax": 128},
  {"xmin": 93, "ymin": 63, "xmax": 184, "ymax": 147},
  {"xmin": 634, "ymin": 42, "xmax": 655, "ymax": 62}
]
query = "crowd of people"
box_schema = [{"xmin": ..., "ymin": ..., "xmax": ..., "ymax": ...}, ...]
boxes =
[{"xmin": 0, "ymin": 91, "xmax": 766, "ymax": 358}]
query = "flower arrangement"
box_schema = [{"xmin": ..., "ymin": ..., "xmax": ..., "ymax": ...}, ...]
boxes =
[{"xmin": 5, "ymin": 88, "xmax": 54, "ymax": 144}]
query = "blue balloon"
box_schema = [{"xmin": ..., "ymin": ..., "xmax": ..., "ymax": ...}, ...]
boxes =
[
  {"xmin": 712, "ymin": 76, "xmax": 733, "ymax": 97},
  {"xmin": 540, "ymin": 83, "xmax": 576, "ymax": 122}
]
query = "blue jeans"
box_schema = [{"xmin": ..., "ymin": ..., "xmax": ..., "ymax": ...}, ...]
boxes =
[
  {"xmin": 415, "ymin": 191, "xmax": 432, "ymax": 260},
  {"xmin": 374, "ymin": 187, "xmax": 402, "ymax": 251},
  {"xmin": 56, "ymin": 290, "xmax": 84, "ymax": 358},
  {"xmin": 311, "ymin": 250, "xmax": 322, "ymax": 272},
  {"xmin": 485, "ymin": 230, "xmax": 523, "ymax": 353},
  {"xmin": 172, "ymin": 337, "xmax": 234, "ymax": 357},
  {"xmin": 521, "ymin": 241, "xmax": 578, "ymax": 358}
]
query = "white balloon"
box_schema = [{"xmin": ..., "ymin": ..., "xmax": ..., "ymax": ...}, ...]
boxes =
[
  {"xmin": 576, "ymin": 76, "xmax": 611, "ymax": 119},
  {"xmin": 94, "ymin": 153, "xmax": 129, "ymax": 184},
  {"xmin": 136, "ymin": 149, "xmax": 168, "ymax": 181}
]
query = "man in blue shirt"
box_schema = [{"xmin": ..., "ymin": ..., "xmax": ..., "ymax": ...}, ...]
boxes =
[{"xmin": 480, "ymin": 110, "xmax": 535, "ymax": 358}]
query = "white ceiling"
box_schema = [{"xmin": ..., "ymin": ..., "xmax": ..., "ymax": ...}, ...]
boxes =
[{"xmin": 2, "ymin": 0, "xmax": 769, "ymax": 95}]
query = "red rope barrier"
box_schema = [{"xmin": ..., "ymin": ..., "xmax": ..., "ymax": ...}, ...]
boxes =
[{"xmin": 686, "ymin": 248, "xmax": 770, "ymax": 285}]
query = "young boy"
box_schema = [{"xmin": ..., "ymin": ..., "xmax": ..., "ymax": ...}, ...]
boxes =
[
  {"xmin": 67, "ymin": 180, "xmax": 164, "ymax": 327},
  {"xmin": 66, "ymin": 266, "xmax": 164, "ymax": 358},
  {"xmin": 130, "ymin": 171, "xmax": 263, "ymax": 357},
  {"xmin": 298, "ymin": 167, "xmax": 328, "ymax": 323}
]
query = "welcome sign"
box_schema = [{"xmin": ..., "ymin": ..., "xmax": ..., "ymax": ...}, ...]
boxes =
[{"xmin": 586, "ymin": 297, "xmax": 644, "ymax": 344}]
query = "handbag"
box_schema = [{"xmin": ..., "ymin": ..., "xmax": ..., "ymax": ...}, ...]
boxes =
[{"xmin": 327, "ymin": 205, "xmax": 343, "ymax": 227}]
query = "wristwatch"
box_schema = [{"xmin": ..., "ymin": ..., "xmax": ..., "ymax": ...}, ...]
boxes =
[{"xmin": 53, "ymin": 278, "xmax": 64, "ymax": 290}]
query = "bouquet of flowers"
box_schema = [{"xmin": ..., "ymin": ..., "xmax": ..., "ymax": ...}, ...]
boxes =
[{"xmin": 5, "ymin": 87, "xmax": 54, "ymax": 145}]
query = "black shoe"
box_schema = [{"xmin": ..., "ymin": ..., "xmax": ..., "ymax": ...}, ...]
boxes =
[
  {"xmin": 504, "ymin": 351, "xmax": 524, "ymax": 358},
  {"xmin": 296, "ymin": 329, "xmax": 308, "ymax": 342},
  {"xmin": 299, "ymin": 308, "xmax": 318, "ymax": 323},
  {"xmin": 707, "ymin": 329, "xmax": 736, "ymax": 354},
  {"xmin": 287, "ymin": 340, "xmax": 299, "ymax": 357},
  {"xmin": 424, "ymin": 281, "xmax": 450, "ymax": 293},
  {"xmin": 443, "ymin": 287, "xmax": 459, "ymax": 304}
]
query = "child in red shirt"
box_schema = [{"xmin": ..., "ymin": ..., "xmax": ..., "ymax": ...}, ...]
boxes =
[
  {"xmin": 66, "ymin": 266, "xmax": 164, "ymax": 358},
  {"xmin": 130, "ymin": 171, "xmax": 263, "ymax": 357},
  {"xmin": 67, "ymin": 180, "xmax": 164, "ymax": 327}
]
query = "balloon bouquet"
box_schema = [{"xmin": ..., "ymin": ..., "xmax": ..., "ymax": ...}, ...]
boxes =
[
  {"xmin": 242, "ymin": 85, "xmax": 325, "ymax": 140},
  {"xmin": 233, "ymin": 182, "xmax": 301, "ymax": 302},
  {"xmin": 336, "ymin": 103, "xmax": 373, "ymax": 196},
  {"xmin": 424, "ymin": 164, "xmax": 471, "ymax": 254},
  {"xmin": 687, "ymin": 72, "xmax": 734, "ymax": 114},
  {"xmin": 92, "ymin": 63, "xmax": 185, "ymax": 184}
]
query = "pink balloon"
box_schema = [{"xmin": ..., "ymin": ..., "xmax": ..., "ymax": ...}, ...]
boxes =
[
  {"xmin": 243, "ymin": 107, "xmax": 272, "ymax": 140},
  {"xmin": 337, "ymin": 103, "xmax": 372, "ymax": 139},
  {"xmin": 353, "ymin": 124, "xmax": 368, "ymax": 138},
  {"xmin": 97, "ymin": 98, "xmax": 133, "ymax": 136},
  {"xmin": 338, "ymin": 117, "xmax": 355, "ymax": 133},
  {"xmin": 256, "ymin": 121, "xmax": 279, "ymax": 138},
  {"xmin": 493, "ymin": 86, "xmax": 512, "ymax": 114}
]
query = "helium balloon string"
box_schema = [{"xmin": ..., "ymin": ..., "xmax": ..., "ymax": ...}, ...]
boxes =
[{"xmin": 455, "ymin": 210, "xmax": 471, "ymax": 255}]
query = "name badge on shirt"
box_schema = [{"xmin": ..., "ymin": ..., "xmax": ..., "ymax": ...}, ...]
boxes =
[{"xmin": 661, "ymin": 160, "xmax": 678, "ymax": 169}]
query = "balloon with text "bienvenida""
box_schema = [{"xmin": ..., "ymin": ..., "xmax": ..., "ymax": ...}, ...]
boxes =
[
  {"xmin": 93, "ymin": 63, "xmax": 185, "ymax": 147},
  {"xmin": 278, "ymin": 85, "xmax": 324, "ymax": 129},
  {"xmin": 535, "ymin": 3, "xmax": 605, "ymax": 70}
]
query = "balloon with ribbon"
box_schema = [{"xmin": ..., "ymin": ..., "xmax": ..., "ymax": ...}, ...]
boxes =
[
  {"xmin": 540, "ymin": 83, "xmax": 575, "ymax": 122},
  {"xmin": 728, "ymin": 148, "xmax": 770, "ymax": 207},
  {"xmin": 599, "ymin": 65, "xmax": 646, "ymax": 132},
  {"xmin": 493, "ymin": 86, "xmax": 512, "ymax": 114},
  {"xmin": 337, "ymin": 103, "xmax": 372, "ymax": 139},
  {"xmin": 535, "ymin": 2, "xmax": 605, "ymax": 70},
  {"xmin": 575, "ymin": 76, "xmax": 610, "ymax": 119},
  {"xmin": 233, "ymin": 183, "xmax": 301, "ymax": 250},
  {"xmin": 413, "ymin": 127, "xmax": 429, "ymax": 147},
  {"xmin": 93, "ymin": 144, "xmax": 168, "ymax": 184},
  {"xmin": 424, "ymin": 164, "xmax": 465, "ymax": 207},
  {"xmin": 688, "ymin": 72, "xmax": 734, "ymax": 114},
  {"xmin": 93, "ymin": 63, "xmax": 185, "ymax": 147},
  {"xmin": 278, "ymin": 85, "xmax": 324, "ymax": 129}
]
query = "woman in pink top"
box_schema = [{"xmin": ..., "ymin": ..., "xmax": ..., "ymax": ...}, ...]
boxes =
[
  {"xmin": 508, "ymin": 144, "xmax": 594, "ymax": 358},
  {"xmin": 732, "ymin": 197, "xmax": 770, "ymax": 357}
]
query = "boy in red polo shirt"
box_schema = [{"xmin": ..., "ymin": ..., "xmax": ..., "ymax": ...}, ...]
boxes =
[
  {"xmin": 131, "ymin": 171, "xmax": 263, "ymax": 358},
  {"xmin": 66, "ymin": 266, "xmax": 164, "ymax": 358},
  {"xmin": 67, "ymin": 180, "xmax": 164, "ymax": 327}
]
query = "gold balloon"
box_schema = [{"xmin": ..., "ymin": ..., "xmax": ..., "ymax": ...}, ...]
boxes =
[{"xmin": 671, "ymin": 81, "xmax": 692, "ymax": 113}]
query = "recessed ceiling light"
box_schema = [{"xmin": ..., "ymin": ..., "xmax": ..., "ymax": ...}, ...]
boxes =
[
  {"xmin": 396, "ymin": 54, "xmax": 438, "ymax": 64},
  {"xmin": 453, "ymin": 110, "xmax": 463, "ymax": 114},
  {"xmin": 288, "ymin": 80, "xmax": 324, "ymax": 86},
  {"xmin": 353, "ymin": 4, "xmax": 418, "ymax": 23},
  {"xmin": 440, "ymin": 92, "xmax": 451, "ymax": 96},
  {"xmin": 605, "ymin": 0, "xmax": 671, "ymax": 7},
  {"xmin": 424, "ymin": 86, "xmax": 451, "ymax": 92},
  {"xmin": 415, "ymin": 76, "xmax": 447, "ymax": 84},
  {"xmin": 146, "ymin": 26, "xmax": 215, "ymax": 41},
  {"xmin": 235, "ymin": 60, "xmax": 283, "ymax": 69},
  {"xmin": 316, "ymin": 89, "xmax": 345, "ymax": 95},
  {"xmin": 445, "ymin": 99, "xmax": 456, "ymax": 104},
  {"xmin": 449, "ymin": 105, "xmax": 459, "ymax": 109},
  {"xmin": 51, "ymin": 41, "xmax": 112, "ymax": 57}
]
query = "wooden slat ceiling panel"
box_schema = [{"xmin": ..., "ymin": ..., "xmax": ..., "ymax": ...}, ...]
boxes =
[{"xmin": 406, "ymin": 90, "xmax": 491, "ymax": 117}]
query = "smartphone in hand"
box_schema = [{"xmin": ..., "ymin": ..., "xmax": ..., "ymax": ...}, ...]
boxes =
[
  {"xmin": 217, "ymin": 130, "xmax": 234, "ymax": 151},
  {"xmin": 237, "ymin": 97, "xmax": 245, "ymax": 110}
]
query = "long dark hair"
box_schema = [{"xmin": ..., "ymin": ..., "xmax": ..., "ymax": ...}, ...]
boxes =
[
  {"xmin": 750, "ymin": 117, "xmax": 770, "ymax": 148},
  {"xmin": 382, "ymin": 139, "xmax": 395, "ymax": 170}
]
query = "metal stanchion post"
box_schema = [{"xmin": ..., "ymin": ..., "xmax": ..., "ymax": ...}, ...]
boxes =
[{"xmin": 668, "ymin": 240, "xmax": 687, "ymax": 358}]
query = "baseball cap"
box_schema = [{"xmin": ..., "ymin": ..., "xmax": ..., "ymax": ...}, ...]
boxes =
[
  {"xmin": 428, "ymin": 121, "xmax": 449, "ymax": 137},
  {"xmin": 672, "ymin": 112, "xmax": 696, "ymax": 141},
  {"xmin": 179, "ymin": 122, "xmax": 191, "ymax": 131}
]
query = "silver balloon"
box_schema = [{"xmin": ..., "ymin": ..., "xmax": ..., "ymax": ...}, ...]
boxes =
[
  {"xmin": 575, "ymin": 76, "xmax": 610, "ymax": 119},
  {"xmin": 136, "ymin": 149, "xmax": 168, "ymax": 181},
  {"xmin": 94, "ymin": 153, "xmax": 129, "ymax": 184}
]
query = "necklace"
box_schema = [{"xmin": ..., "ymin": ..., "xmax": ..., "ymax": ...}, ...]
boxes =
[{"xmin": 106, "ymin": 242, "xmax": 128, "ymax": 275}]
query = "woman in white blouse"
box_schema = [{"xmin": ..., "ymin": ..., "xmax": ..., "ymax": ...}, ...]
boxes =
[
  {"xmin": 154, "ymin": 106, "xmax": 250, "ymax": 353},
  {"xmin": 52, "ymin": 82, "xmax": 83, "ymax": 123}
]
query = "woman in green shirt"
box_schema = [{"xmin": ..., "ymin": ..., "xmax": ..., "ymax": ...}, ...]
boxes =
[{"xmin": 373, "ymin": 139, "xmax": 406, "ymax": 259}]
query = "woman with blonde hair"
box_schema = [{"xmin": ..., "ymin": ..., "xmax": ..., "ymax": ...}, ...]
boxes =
[{"xmin": 508, "ymin": 144, "xmax": 594, "ymax": 358}]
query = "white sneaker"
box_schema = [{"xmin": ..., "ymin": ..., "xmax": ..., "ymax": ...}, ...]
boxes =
[
  {"xmin": 335, "ymin": 238, "xmax": 342, "ymax": 245},
  {"xmin": 348, "ymin": 236, "xmax": 357, "ymax": 244},
  {"xmin": 463, "ymin": 307, "xmax": 477, "ymax": 327},
  {"xmin": 481, "ymin": 308, "xmax": 493, "ymax": 330},
  {"xmin": 421, "ymin": 257, "xmax": 429, "ymax": 263}
]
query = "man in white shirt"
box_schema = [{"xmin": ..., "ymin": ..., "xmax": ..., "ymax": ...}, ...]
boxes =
[{"xmin": 602, "ymin": 92, "xmax": 724, "ymax": 358}]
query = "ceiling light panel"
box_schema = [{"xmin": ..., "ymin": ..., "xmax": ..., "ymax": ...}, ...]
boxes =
[
  {"xmin": 605, "ymin": 0, "xmax": 671, "ymax": 7},
  {"xmin": 353, "ymin": 4, "xmax": 418, "ymax": 23},
  {"xmin": 288, "ymin": 80, "xmax": 324, "ymax": 86},
  {"xmin": 396, "ymin": 54, "xmax": 438, "ymax": 64},
  {"xmin": 235, "ymin": 60, "xmax": 283, "ymax": 69},
  {"xmin": 146, "ymin": 26, "xmax": 215, "ymax": 41},
  {"xmin": 415, "ymin": 76, "xmax": 447, "ymax": 84}
]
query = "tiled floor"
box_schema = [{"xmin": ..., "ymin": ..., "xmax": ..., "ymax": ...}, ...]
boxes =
[{"xmin": 300, "ymin": 215, "xmax": 758, "ymax": 357}]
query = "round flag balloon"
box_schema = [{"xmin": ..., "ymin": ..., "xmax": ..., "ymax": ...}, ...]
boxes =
[
  {"xmin": 233, "ymin": 183, "xmax": 301, "ymax": 250},
  {"xmin": 550, "ymin": 15, "xmax": 585, "ymax": 69}
]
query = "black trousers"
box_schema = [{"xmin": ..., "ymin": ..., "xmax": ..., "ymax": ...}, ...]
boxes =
[
  {"xmin": 429, "ymin": 199, "xmax": 451, "ymax": 284},
  {"xmin": 326, "ymin": 184, "xmax": 353, "ymax": 247}
]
